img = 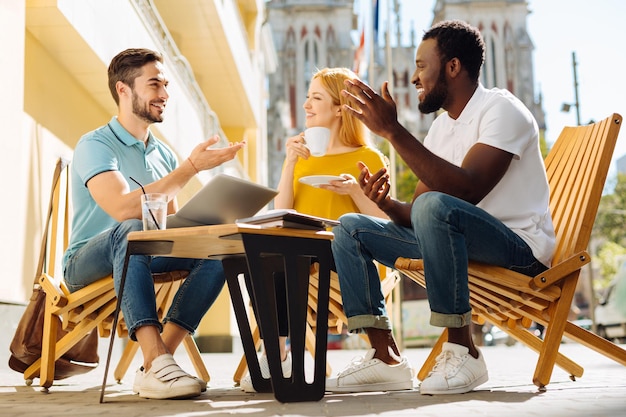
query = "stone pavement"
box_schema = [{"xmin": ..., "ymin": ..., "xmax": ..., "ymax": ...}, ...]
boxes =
[{"xmin": 1, "ymin": 339, "xmax": 625, "ymax": 417}]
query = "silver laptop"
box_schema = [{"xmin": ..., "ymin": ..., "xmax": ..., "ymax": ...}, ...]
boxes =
[{"xmin": 166, "ymin": 174, "xmax": 278, "ymax": 228}]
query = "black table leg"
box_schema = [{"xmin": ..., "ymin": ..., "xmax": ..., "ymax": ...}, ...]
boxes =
[
  {"xmin": 241, "ymin": 234, "xmax": 332, "ymax": 403},
  {"xmin": 222, "ymin": 255, "xmax": 273, "ymax": 393}
]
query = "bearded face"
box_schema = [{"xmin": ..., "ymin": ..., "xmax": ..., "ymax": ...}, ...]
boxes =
[
  {"xmin": 418, "ymin": 64, "xmax": 448, "ymax": 114},
  {"xmin": 131, "ymin": 88, "xmax": 165, "ymax": 124}
]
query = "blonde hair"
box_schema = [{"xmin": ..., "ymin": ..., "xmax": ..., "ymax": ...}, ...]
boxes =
[{"xmin": 312, "ymin": 67, "xmax": 368, "ymax": 147}]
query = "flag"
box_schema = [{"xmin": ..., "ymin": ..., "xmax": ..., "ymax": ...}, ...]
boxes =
[
  {"xmin": 353, "ymin": 27, "xmax": 366, "ymax": 77},
  {"xmin": 372, "ymin": 0, "xmax": 379, "ymax": 50}
]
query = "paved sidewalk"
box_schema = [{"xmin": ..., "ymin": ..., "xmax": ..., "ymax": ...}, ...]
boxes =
[{"xmin": 1, "ymin": 340, "xmax": 625, "ymax": 417}]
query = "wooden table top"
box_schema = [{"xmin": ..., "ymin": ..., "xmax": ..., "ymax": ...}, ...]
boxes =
[{"xmin": 126, "ymin": 223, "xmax": 334, "ymax": 259}]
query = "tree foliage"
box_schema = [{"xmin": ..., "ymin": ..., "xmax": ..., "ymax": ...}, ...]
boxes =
[
  {"xmin": 595, "ymin": 242, "xmax": 626, "ymax": 289},
  {"xmin": 592, "ymin": 173, "xmax": 626, "ymax": 289},
  {"xmin": 594, "ymin": 173, "xmax": 626, "ymax": 247}
]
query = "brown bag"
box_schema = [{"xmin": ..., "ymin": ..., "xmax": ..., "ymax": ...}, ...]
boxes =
[
  {"xmin": 8, "ymin": 158, "xmax": 99, "ymax": 380},
  {"xmin": 8, "ymin": 287, "xmax": 99, "ymax": 379}
]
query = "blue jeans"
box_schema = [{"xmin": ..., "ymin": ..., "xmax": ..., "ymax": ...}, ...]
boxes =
[
  {"xmin": 332, "ymin": 192, "xmax": 548, "ymax": 331},
  {"xmin": 64, "ymin": 219, "xmax": 226, "ymax": 340}
]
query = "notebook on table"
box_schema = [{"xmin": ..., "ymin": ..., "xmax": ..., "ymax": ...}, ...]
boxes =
[
  {"xmin": 236, "ymin": 209, "xmax": 340, "ymax": 230},
  {"xmin": 166, "ymin": 174, "xmax": 278, "ymax": 228}
]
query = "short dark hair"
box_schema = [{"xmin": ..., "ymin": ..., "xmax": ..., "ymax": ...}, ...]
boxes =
[
  {"xmin": 423, "ymin": 20, "xmax": 485, "ymax": 83},
  {"xmin": 107, "ymin": 48, "xmax": 164, "ymax": 105}
]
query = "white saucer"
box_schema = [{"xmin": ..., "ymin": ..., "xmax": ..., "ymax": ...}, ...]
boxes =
[{"xmin": 298, "ymin": 175, "xmax": 345, "ymax": 188}]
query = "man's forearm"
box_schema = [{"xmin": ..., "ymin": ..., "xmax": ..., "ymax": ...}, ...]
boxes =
[{"xmin": 381, "ymin": 199, "xmax": 412, "ymax": 227}]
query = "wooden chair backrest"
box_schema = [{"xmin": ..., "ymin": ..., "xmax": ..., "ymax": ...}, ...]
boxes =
[
  {"xmin": 546, "ymin": 114, "xmax": 622, "ymax": 265},
  {"xmin": 37, "ymin": 158, "xmax": 70, "ymax": 291}
]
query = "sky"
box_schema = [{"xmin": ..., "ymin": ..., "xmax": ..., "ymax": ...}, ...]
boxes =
[{"xmin": 365, "ymin": 0, "xmax": 626, "ymax": 174}]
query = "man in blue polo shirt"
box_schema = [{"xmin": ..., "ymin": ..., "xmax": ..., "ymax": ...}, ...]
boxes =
[{"xmin": 62, "ymin": 48, "xmax": 245, "ymax": 400}]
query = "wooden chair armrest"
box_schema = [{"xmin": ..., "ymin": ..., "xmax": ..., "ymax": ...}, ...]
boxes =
[
  {"xmin": 531, "ymin": 251, "xmax": 590, "ymax": 289},
  {"xmin": 38, "ymin": 273, "xmax": 69, "ymax": 308},
  {"xmin": 396, "ymin": 257, "xmax": 562, "ymax": 301},
  {"xmin": 395, "ymin": 257, "xmax": 423, "ymax": 271},
  {"xmin": 52, "ymin": 276, "xmax": 114, "ymax": 314}
]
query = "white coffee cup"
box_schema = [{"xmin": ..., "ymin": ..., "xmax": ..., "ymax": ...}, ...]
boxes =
[
  {"xmin": 141, "ymin": 193, "xmax": 168, "ymax": 230},
  {"xmin": 304, "ymin": 127, "xmax": 331, "ymax": 157}
]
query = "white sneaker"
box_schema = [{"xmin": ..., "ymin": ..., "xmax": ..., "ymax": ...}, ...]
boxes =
[
  {"xmin": 419, "ymin": 342, "xmax": 489, "ymax": 395},
  {"xmin": 239, "ymin": 352, "xmax": 292, "ymax": 393},
  {"xmin": 133, "ymin": 354, "xmax": 202, "ymax": 399},
  {"xmin": 133, "ymin": 366, "xmax": 207, "ymax": 393},
  {"xmin": 325, "ymin": 349, "xmax": 414, "ymax": 392}
]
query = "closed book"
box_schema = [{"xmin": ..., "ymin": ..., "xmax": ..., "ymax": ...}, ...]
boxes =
[{"xmin": 236, "ymin": 209, "xmax": 339, "ymax": 230}]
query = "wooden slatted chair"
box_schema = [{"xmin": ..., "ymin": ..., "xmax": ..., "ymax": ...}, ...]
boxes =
[
  {"xmin": 394, "ymin": 113, "xmax": 626, "ymax": 390},
  {"xmin": 23, "ymin": 158, "xmax": 209, "ymax": 389}
]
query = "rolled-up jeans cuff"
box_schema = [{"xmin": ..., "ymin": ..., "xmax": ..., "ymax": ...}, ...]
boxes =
[
  {"xmin": 347, "ymin": 314, "xmax": 392, "ymax": 333},
  {"xmin": 430, "ymin": 310, "xmax": 473, "ymax": 328},
  {"xmin": 129, "ymin": 319, "xmax": 163, "ymax": 341}
]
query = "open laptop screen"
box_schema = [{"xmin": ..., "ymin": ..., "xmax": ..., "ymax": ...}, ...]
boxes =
[{"xmin": 166, "ymin": 174, "xmax": 278, "ymax": 228}]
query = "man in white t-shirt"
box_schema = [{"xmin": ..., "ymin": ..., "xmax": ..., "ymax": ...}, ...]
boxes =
[{"xmin": 326, "ymin": 20, "xmax": 555, "ymax": 395}]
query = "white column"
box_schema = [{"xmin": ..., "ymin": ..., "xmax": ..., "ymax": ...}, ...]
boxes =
[{"xmin": 0, "ymin": 0, "xmax": 29, "ymax": 303}]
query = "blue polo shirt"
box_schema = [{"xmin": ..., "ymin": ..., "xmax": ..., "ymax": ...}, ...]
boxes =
[{"xmin": 63, "ymin": 117, "xmax": 178, "ymax": 267}]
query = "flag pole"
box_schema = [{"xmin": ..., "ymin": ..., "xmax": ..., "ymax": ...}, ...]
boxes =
[
  {"xmin": 385, "ymin": 0, "xmax": 396, "ymax": 199},
  {"xmin": 368, "ymin": 0, "xmax": 376, "ymax": 87}
]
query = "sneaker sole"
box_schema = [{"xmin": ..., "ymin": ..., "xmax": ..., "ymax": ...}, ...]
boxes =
[
  {"xmin": 135, "ymin": 379, "xmax": 206, "ymax": 394},
  {"xmin": 240, "ymin": 373, "xmax": 293, "ymax": 393},
  {"xmin": 419, "ymin": 373, "xmax": 489, "ymax": 395},
  {"xmin": 139, "ymin": 386, "xmax": 202, "ymax": 400},
  {"xmin": 240, "ymin": 355, "xmax": 293, "ymax": 393},
  {"xmin": 327, "ymin": 380, "xmax": 414, "ymax": 393}
]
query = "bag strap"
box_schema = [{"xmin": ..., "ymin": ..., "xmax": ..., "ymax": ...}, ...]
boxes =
[
  {"xmin": 48, "ymin": 160, "xmax": 70, "ymax": 277},
  {"xmin": 34, "ymin": 158, "xmax": 70, "ymax": 286}
]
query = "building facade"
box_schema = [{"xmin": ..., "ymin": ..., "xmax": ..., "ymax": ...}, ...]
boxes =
[{"xmin": 1, "ymin": 0, "xmax": 272, "ymax": 351}]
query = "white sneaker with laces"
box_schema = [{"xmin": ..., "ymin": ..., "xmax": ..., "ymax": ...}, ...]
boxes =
[
  {"xmin": 239, "ymin": 352, "xmax": 292, "ymax": 393},
  {"xmin": 325, "ymin": 349, "xmax": 414, "ymax": 393},
  {"xmin": 133, "ymin": 353, "xmax": 202, "ymax": 399},
  {"xmin": 419, "ymin": 342, "xmax": 489, "ymax": 395}
]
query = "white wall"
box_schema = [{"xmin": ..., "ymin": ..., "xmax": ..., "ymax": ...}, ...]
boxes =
[{"xmin": 0, "ymin": 0, "xmax": 29, "ymax": 302}]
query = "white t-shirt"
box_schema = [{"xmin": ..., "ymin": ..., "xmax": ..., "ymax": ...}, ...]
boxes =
[{"xmin": 424, "ymin": 84, "xmax": 556, "ymax": 267}]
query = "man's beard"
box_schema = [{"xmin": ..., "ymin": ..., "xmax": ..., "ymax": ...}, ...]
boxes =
[
  {"xmin": 418, "ymin": 67, "xmax": 448, "ymax": 114},
  {"xmin": 132, "ymin": 91, "xmax": 163, "ymax": 124}
]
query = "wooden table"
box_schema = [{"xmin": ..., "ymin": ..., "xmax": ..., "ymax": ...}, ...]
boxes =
[{"xmin": 99, "ymin": 223, "xmax": 334, "ymax": 403}]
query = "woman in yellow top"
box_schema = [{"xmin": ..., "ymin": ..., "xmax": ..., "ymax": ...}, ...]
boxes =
[
  {"xmin": 240, "ymin": 67, "xmax": 388, "ymax": 392},
  {"xmin": 275, "ymin": 67, "xmax": 388, "ymax": 220}
]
